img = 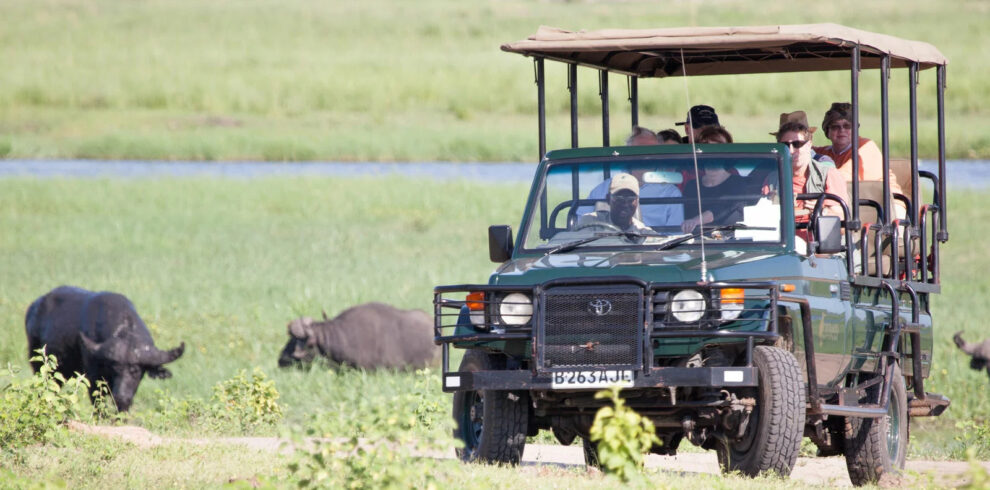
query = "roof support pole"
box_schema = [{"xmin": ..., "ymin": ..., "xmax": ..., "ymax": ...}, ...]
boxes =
[
  {"xmin": 569, "ymin": 64, "xmax": 579, "ymax": 148},
  {"xmin": 936, "ymin": 65, "xmax": 948, "ymax": 242},
  {"xmin": 536, "ymin": 58, "xmax": 546, "ymax": 160},
  {"xmin": 600, "ymin": 70, "xmax": 610, "ymax": 146},
  {"xmin": 628, "ymin": 76, "xmax": 639, "ymax": 128},
  {"xmin": 880, "ymin": 55, "xmax": 892, "ymax": 222},
  {"xmin": 850, "ymin": 45, "xmax": 861, "ymax": 232},
  {"xmin": 909, "ymin": 62, "xmax": 920, "ymax": 224}
]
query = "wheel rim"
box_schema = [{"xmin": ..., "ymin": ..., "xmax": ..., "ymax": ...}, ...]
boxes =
[
  {"xmin": 460, "ymin": 390, "xmax": 484, "ymax": 451},
  {"xmin": 885, "ymin": 396, "xmax": 902, "ymax": 462},
  {"xmin": 729, "ymin": 389, "xmax": 761, "ymax": 454}
]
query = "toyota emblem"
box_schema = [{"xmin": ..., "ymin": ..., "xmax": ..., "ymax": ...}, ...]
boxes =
[{"xmin": 588, "ymin": 299, "xmax": 612, "ymax": 316}]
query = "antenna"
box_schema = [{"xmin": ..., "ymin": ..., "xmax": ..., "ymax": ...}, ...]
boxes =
[{"xmin": 680, "ymin": 49, "xmax": 708, "ymax": 283}]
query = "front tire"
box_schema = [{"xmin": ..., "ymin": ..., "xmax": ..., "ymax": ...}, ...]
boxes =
[
  {"xmin": 716, "ymin": 346, "xmax": 806, "ymax": 477},
  {"xmin": 843, "ymin": 363, "xmax": 908, "ymax": 486},
  {"xmin": 452, "ymin": 349, "xmax": 528, "ymax": 465}
]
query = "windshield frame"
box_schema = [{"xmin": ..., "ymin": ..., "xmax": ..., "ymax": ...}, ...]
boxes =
[{"xmin": 514, "ymin": 145, "xmax": 795, "ymax": 256}]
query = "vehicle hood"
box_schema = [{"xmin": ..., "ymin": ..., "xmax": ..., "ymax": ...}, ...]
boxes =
[{"xmin": 491, "ymin": 248, "xmax": 801, "ymax": 285}]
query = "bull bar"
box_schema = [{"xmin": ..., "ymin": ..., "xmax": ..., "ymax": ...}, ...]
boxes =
[{"xmin": 434, "ymin": 276, "xmax": 779, "ymax": 393}]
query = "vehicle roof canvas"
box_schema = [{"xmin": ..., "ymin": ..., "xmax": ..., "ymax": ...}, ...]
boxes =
[{"xmin": 502, "ymin": 23, "xmax": 947, "ymax": 77}]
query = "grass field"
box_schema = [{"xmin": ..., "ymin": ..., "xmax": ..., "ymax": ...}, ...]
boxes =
[
  {"xmin": 0, "ymin": 176, "xmax": 988, "ymax": 486},
  {"xmin": 1, "ymin": 0, "xmax": 988, "ymax": 161}
]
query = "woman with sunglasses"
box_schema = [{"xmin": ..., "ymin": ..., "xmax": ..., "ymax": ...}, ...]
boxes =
[
  {"xmin": 813, "ymin": 102, "xmax": 904, "ymax": 208},
  {"xmin": 775, "ymin": 117, "xmax": 849, "ymax": 229}
]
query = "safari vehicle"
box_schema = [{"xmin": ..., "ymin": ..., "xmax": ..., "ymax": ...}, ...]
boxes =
[{"xmin": 433, "ymin": 24, "xmax": 950, "ymax": 485}]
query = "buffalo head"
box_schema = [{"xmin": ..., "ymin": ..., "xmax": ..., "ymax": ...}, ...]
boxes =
[
  {"xmin": 954, "ymin": 331, "xmax": 990, "ymax": 379},
  {"xmin": 278, "ymin": 317, "xmax": 319, "ymax": 367},
  {"xmin": 80, "ymin": 333, "xmax": 185, "ymax": 411}
]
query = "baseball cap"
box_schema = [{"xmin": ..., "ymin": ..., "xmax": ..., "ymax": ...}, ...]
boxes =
[
  {"xmin": 609, "ymin": 173, "xmax": 639, "ymax": 196},
  {"xmin": 676, "ymin": 105, "xmax": 720, "ymax": 129}
]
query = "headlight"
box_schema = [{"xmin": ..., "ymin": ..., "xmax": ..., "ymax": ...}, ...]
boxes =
[
  {"xmin": 498, "ymin": 293, "xmax": 533, "ymax": 326},
  {"xmin": 719, "ymin": 288, "xmax": 745, "ymax": 321},
  {"xmin": 671, "ymin": 290, "xmax": 706, "ymax": 323}
]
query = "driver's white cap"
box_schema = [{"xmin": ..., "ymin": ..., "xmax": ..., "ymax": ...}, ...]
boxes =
[{"xmin": 609, "ymin": 173, "xmax": 639, "ymax": 196}]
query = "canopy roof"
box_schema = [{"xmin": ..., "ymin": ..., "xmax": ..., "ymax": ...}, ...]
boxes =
[{"xmin": 501, "ymin": 23, "xmax": 947, "ymax": 77}]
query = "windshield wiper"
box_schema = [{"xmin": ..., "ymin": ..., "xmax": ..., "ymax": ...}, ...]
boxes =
[
  {"xmin": 544, "ymin": 231, "xmax": 654, "ymax": 256},
  {"xmin": 654, "ymin": 223, "xmax": 776, "ymax": 251}
]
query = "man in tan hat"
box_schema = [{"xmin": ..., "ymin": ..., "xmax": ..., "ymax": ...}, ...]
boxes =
[
  {"xmin": 576, "ymin": 173, "xmax": 651, "ymax": 232},
  {"xmin": 773, "ymin": 114, "xmax": 848, "ymax": 241},
  {"xmin": 770, "ymin": 111, "xmax": 833, "ymax": 163}
]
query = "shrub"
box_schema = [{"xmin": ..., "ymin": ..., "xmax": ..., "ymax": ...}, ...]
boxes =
[
  {"xmin": 137, "ymin": 368, "xmax": 284, "ymax": 435},
  {"xmin": 0, "ymin": 350, "xmax": 107, "ymax": 449},
  {"xmin": 589, "ymin": 386, "xmax": 661, "ymax": 482},
  {"xmin": 212, "ymin": 368, "xmax": 284, "ymax": 431},
  {"xmin": 287, "ymin": 368, "xmax": 450, "ymax": 489},
  {"xmin": 953, "ymin": 419, "xmax": 990, "ymax": 460}
]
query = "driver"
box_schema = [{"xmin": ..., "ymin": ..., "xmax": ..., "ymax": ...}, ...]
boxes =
[{"xmin": 576, "ymin": 173, "xmax": 651, "ymax": 232}]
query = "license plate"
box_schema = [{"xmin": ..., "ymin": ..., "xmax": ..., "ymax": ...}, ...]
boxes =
[{"xmin": 551, "ymin": 369, "xmax": 634, "ymax": 389}]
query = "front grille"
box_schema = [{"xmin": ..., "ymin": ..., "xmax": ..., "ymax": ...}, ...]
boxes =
[{"xmin": 540, "ymin": 285, "xmax": 643, "ymax": 370}]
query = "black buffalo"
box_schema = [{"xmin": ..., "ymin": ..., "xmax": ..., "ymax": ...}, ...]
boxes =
[
  {"xmin": 25, "ymin": 286, "xmax": 185, "ymax": 411},
  {"xmin": 278, "ymin": 302, "xmax": 436, "ymax": 370},
  {"xmin": 954, "ymin": 331, "xmax": 990, "ymax": 380}
]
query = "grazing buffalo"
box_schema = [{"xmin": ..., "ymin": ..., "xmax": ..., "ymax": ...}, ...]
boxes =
[
  {"xmin": 954, "ymin": 331, "xmax": 990, "ymax": 380},
  {"xmin": 278, "ymin": 302, "xmax": 437, "ymax": 370},
  {"xmin": 25, "ymin": 286, "xmax": 185, "ymax": 411}
]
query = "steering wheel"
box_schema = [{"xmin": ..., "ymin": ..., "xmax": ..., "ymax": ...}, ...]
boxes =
[{"xmin": 572, "ymin": 220, "xmax": 623, "ymax": 233}]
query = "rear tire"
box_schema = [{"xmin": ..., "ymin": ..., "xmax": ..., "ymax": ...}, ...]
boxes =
[
  {"xmin": 843, "ymin": 363, "xmax": 908, "ymax": 486},
  {"xmin": 715, "ymin": 346, "xmax": 805, "ymax": 477},
  {"xmin": 452, "ymin": 349, "xmax": 528, "ymax": 465}
]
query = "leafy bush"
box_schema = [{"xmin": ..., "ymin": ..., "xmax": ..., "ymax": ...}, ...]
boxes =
[
  {"xmin": 137, "ymin": 368, "xmax": 284, "ymax": 435},
  {"xmin": 212, "ymin": 368, "xmax": 284, "ymax": 431},
  {"xmin": 952, "ymin": 419, "xmax": 990, "ymax": 460},
  {"xmin": 287, "ymin": 368, "xmax": 450, "ymax": 489},
  {"xmin": 589, "ymin": 386, "xmax": 661, "ymax": 482},
  {"xmin": 0, "ymin": 350, "xmax": 108, "ymax": 449}
]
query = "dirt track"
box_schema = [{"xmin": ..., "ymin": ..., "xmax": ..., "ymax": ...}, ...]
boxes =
[{"xmin": 69, "ymin": 422, "xmax": 987, "ymax": 487}]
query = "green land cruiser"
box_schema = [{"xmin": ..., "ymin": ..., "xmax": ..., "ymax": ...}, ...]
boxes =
[{"xmin": 433, "ymin": 24, "xmax": 951, "ymax": 485}]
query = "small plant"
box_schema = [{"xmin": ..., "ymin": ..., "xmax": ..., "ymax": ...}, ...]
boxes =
[
  {"xmin": 589, "ymin": 386, "xmax": 661, "ymax": 482},
  {"xmin": 212, "ymin": 368, "xmax": 284, "ymax": 432},
  {"xmin": 961, "ymin": 446, "xmax": 990, "ymax": 489},
  {"xmin": 287, "ymin": 369, "xmax": 450, "ymax": 489},
  {"xmin": 0, "ymin": 349, "xmax": 98, "ymax": 449},
  {"xmin": 952, "ymin": 420, "xmax": 990, "ymax": 460}
]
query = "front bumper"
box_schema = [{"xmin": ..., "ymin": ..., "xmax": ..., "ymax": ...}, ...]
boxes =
[{"xmin": 441, "ymin": 366, "xmax": 758, "ymax": 392}]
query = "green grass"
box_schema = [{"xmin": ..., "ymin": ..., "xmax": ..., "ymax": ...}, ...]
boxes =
[
  {"xmin": 0, "ymin": 0, "xmax": 987, "ymax": 161},
  {"xmin": 1, "ymin": 178, "xmax": 989, "ymax": 486}
]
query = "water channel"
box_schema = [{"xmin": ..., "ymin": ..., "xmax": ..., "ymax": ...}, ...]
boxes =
[{"xmin": 1, "ymin": 159, "xmax": 989, "ymax": 187}]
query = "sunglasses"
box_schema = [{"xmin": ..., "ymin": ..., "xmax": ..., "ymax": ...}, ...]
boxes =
[
  {"xmin": 610, "ymin": 194, "xmax": 639, "ymax": 205},
  {"xmin": 829, "ymin": 122, "xmax": 854, "ymax": 131},
  {"xmin": 781, "ymin": 139, "xmax": 809, "ymax": 149}
]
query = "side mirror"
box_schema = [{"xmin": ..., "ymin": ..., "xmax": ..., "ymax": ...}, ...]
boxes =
[
  {"xmin": 814, "ymin": 215, "xmax": 843, "ymax": 254},
  {"xmin": 489, "ymin": 225, "xmax": 513, "ymax": 263}
]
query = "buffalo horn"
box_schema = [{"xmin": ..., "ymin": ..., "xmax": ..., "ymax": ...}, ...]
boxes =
[{"xmin": 138, "ymin": 342, "xmax": 185, "ymax": 366}]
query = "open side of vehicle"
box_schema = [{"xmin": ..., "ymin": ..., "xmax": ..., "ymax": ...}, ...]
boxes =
[{"xmin": 434, "ymin": 24, "xmax": 950, "ymax": 485}]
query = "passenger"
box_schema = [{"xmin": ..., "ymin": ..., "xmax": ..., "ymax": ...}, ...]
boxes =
[
  {"xmin": 813, "ymin": 102, "xmax": 904, "ymax": 214},
  {"xmin": 576, "ymin": 173, "xmax": 651, "ymax": 232},
  {"xmin": 681, "ymin": 128, "xmax": 760, "ymax": 232},
  {"xmin": 770, "ymin": 111, "xmax": 833, "ymax": 163},
  {"xmin": 577, "ymin": 128, "xmax": 684, "ymax": 227},
  {"xmin": 774, "ymin": 118, "xmax": 849, "ymax": 240},
  {"xmin": 626, "ymin": 125, "xmax": 660, "ymax": 146},
  {"xmin": 696, "ymin": 126, "xmax": 733, "ymax": 144},
  {"xmin": 676, "ymin": 105, "xmax": 721, "ymax": 143},
  {"xmin": 657, "ymin": 129, "xmax": 682, "ymax": 144}
]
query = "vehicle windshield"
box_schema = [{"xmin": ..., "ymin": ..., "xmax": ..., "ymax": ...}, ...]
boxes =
[{"xmin": 520, "ymin": 154, "xmax": 784, "ymax": 252}]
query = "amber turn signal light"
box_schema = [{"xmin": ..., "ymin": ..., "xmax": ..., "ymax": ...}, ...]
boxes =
[{"xmin": 466, "ymin": 292, "xmax": 486, "ymax": 310}]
